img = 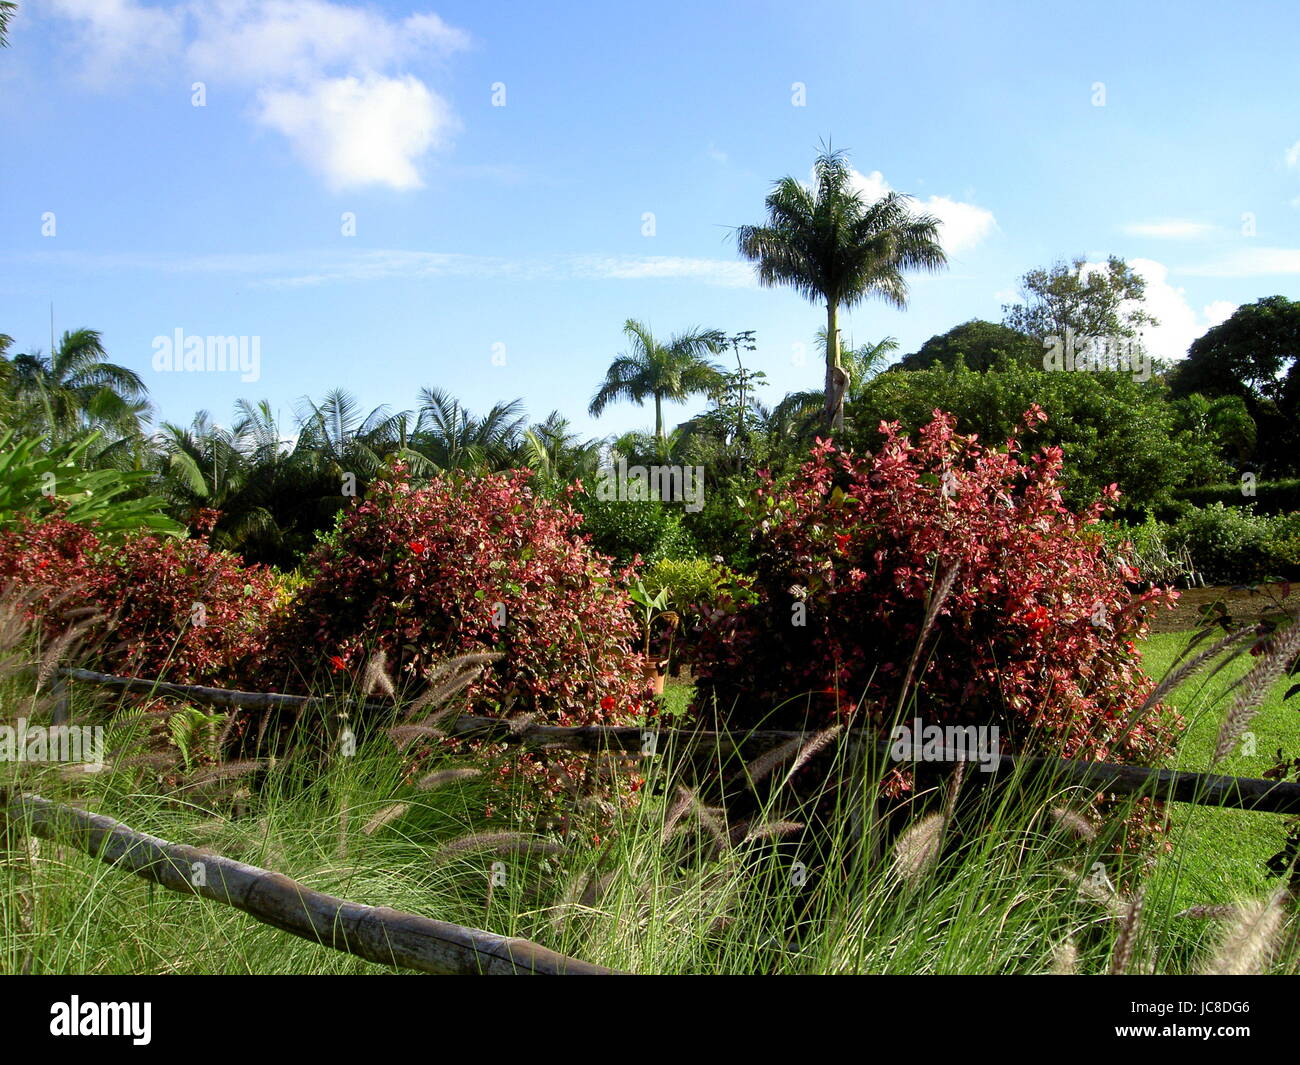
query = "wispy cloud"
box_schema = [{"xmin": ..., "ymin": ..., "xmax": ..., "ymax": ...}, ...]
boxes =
[
  {"xmin": 1122, "ymin": 219, "xmax": 1214, "ymax": 239},
  {"xmin": 1285, "ymin": 140, "xmax": 1300, "ymax": 169},
  {"xmin": 17, "ymin": 248, "xmax": 759, "ymax": 289},
  {"xmin": 47, "ymin": 0, "xmax": 185, "ymax": 86},
  {"xmin": 1180, "ymin": 247, "xmax": 1300, "ymax": 277}
]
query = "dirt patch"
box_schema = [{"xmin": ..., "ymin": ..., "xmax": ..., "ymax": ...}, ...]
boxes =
[{"xmin": 1147, "ymin": 582, "xmax": 1296, "ymax": 634}]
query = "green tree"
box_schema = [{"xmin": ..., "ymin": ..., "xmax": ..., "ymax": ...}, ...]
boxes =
[
  {"xmin": 736, "ymin": 145, "xmax": 946, "ymax": 433},
  {"xmin": 1168, "ymin": 296, "xmax": 1300, "ymax": 476},
  {"xmin": 896, "ymin": 319, "xmax": 1040, "ymax": 372},
  {"xmin": 772, "ymin": 331, "xmax": 897, "ymax": 439},
  {"xmin": 849, "ymin": 361, "xmax": 1221, "ymax": 514},
  {"xmin": 588, "ymin": 319, "xmax": 725, "ymax": 442},
  {"xmin": 521, "ymin": 411, "xmax": 602, "ymax": 491},
  {"xmin": 1002, "ymin": 255, "xmax": 1156, "ymax": 343},
  {"xmin": 154, "ymin": 404, "xmax": 319, "ymax": 563},
  {"xmin": 1170, "ymin": 392, "xmax": 1257, "ymax": 472},
  {"xmin": 413, "ymin": 388, "xmax": 528, "ymax": 474},
  {"xmin": 1169, "ymin": 296, "xmax": 1300, "ymax": 407}
]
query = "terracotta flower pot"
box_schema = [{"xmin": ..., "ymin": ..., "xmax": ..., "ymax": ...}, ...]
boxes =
[{"xmin": 641, "ymin": 658, "xmax": 669, "ymax": 696}]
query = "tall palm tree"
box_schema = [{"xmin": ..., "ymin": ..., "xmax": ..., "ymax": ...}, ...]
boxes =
[
  {"xmin": 588, "ymin": 319, "xmax": 725, "ymax": 442},
  {"xmin": 11, "ymin": 328, "xmax": 150, "ymax": 443},
  {"xmin": 736, "ymin": 146, "xmax": 947, "ymax": 433}
]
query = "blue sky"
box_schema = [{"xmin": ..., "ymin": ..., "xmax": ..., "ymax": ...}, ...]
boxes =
[{"xmin": 2, "ymin": 0, "xmax": 1298, "ymax": 439}]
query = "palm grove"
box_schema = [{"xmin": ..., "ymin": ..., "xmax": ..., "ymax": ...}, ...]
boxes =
[{"xmin": 4, "ymin": 147, "xmax": 1299, "ymax": 583}]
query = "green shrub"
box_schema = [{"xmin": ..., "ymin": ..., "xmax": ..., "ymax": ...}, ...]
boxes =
[
  {"xmin": 642, "ymin": 557, "xmax": 754, "ymax": 614},
  {"xmin": 641, "ymin": 556, "xmax": 755, "ymax": 672},
  {"xmin": 1265, "ymin": 512, "xmax": 1300, "ymax": 578},
  {"xmin": 1167, "ymin": 504, "xmax": 1271, "ymax": 583},
  {"xmin": 574, "ymin": 495, "xmax": 697, "ymax": 565},
  {"xmin": 848, "ymin": 362, "xmax": 1224, "ymax": 515},
  {"xmin": 679, "ymin": 474, "xmax": 758, "ymax": 571}
]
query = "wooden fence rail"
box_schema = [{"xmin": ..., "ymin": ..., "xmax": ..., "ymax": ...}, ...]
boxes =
[
  {"xmin": 56, "ymin": 667, "xmax": 1300, "ymax": 816},
  {"xmin": 0, "ymin": 791, "xmax": 621, "ymax": 976}
]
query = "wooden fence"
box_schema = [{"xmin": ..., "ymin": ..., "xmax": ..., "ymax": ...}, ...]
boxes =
[
  {"xmin": 56, "ymin": 666, "xmax": 1300, "ymax": 815},
  {"xmin": 0, "ymin": 791, "xmax": 621, "ymax": 976}
]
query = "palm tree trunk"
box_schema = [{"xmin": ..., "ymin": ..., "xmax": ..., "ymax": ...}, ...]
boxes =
[
  {"xmin": 654, "ymin": 392, "xmax": 664, "ymax": 442},
  {"xmin": 824, "ymin": 301, "xmax": 842, "ymax": 434}
]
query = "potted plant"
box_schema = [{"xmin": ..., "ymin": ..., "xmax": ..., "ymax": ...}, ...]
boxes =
[{"xmin": 628, "ymin": 579, "xmax": 679, "ymax": 695}]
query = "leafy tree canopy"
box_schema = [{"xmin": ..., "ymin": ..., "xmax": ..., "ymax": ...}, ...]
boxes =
[
  {"xmin": 1003, "ymin": 255, "xmax": 1156, "ymax": 344},
  {"xmin": 895, "ymin": 319, "xmax": 1041, "ymax": 372},
  {"xmin": 1169, "ymin": 295, "xmax": 1300, "ymax": 409}
]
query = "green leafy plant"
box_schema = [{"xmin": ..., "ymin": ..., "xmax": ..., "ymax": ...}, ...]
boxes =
[
  {"xmin": 0, "ymin": 430, "xmax": 183, "ymax": 538},
  {"xmin": 629, "ymin": 579, "xmax": 674, "ymax": 661}
]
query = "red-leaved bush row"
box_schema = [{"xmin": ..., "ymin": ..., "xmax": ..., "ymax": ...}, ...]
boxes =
[
  {"xmin": 0, "ymin": 512, "xmax": 276, "ymax": 684},
  {"xmin": 252, "ymin": 463, "xmax": 649, "ymax": 729},
  {"xmin": 691, "ymin": 408, "xmax": 1182, "ymax": 771}
]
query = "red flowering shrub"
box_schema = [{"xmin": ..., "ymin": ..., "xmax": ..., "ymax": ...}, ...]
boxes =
[
  {"xmin": 256, "ymin": 464, "xmax": 648, "ymax": 727},
  {"xmin": 691, "ymin": 408, "xmax": 1181, "ymax": 770},
  {"xmin": 0, "ymin": 514, "xmax": 276, "ymax": 683},
  {"xmin": 250, "ymin": 464, "xmax": 650, "ymax": 823}
]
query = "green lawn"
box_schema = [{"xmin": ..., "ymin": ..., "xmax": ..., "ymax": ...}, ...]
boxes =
[{"xmin": 1139, "ymin": 630, "xmax": 1297, "ymax": 906}]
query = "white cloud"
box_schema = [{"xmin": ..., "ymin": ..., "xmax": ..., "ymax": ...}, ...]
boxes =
[
  {"xmin": 1122, "ymin": 219, "xmax": 1214, "ymax": 239},
  {"xmin": 258, "ymin": 75, "xmax": 455, "ymax": 191},
  {"xmin": 46, "ymin": 0, "xmax": 184, "ymax": 85},
  {"xmin": 44, "ymin": 0, "xmax": 468, "ymax": 191},
  {"xmin": 847, "ymin": 170, "xmax": 996, "ymax": 256},
  {"xmin": 186, "ymin": 0, "xmax": 468, "ymax": 86},
  {"xmin": 1120, "ymin": 258, "xmax": 1237, "ymax": 361},
  {"xmin": 1202, "ymin": 300, "xmax": 1237, "ymax": 329},
  {"xmin": 1182, "ymin": 247, "xmax": 1300, "ymax": 277},
  {"xmin": 1285, "ymin": 140, "xmax": 1300, "ymax": 168}
]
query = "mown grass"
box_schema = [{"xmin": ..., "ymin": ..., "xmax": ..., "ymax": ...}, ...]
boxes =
[{"xmin": 1141, "ymin": 630, "xmax": 1297, "ymax": 909}]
